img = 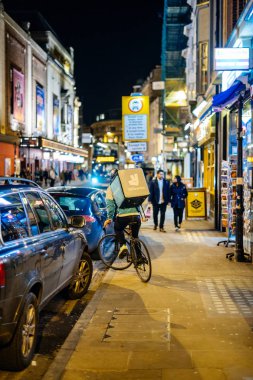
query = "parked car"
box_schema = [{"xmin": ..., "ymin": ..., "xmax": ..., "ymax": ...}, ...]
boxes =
[
  {"xmin": 0, "ymin": 178, "xmax": 93, "ymax": 371},
  {"xmin": 47, "ymin": 186, "xmax": 109, "ymax": 256}
]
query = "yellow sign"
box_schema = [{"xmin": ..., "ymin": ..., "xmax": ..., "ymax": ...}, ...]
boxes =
[
  {"xmin": 186, "ymin": 189, "xmax": 207, "ymax": 219},
  {"xmin": 96, "ymin": 156, "xmax": 115, "ymax": 163},
  {"xmin": 122, "ymin": 96, "xmax": 150, "ymax": 142}
]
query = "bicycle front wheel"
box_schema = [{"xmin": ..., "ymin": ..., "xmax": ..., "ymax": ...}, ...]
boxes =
[
  {"xmin": 132, "ymin": 238, "xmax": 152, "ymax": 282},
  {"xmin": 98, "ymin": 234, "xmax": 132, "ymax": 270}
]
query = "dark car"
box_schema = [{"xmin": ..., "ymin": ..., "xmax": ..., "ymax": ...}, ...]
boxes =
[
  {"xmin": 0, "ymin": 178, "xmax": 93, "ymax": 371},
  {"xmin": 47, "ymin": 186, "xmax": 109, "ymax": 256}
]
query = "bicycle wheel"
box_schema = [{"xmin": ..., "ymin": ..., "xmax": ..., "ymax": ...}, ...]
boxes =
[
  {"xmin": 132, "ymin": 238, "xmax": 152, "ymax": 282},
  {"xmin": 98, "ymin": 233, "xmax": 132, "ymax": 270}
]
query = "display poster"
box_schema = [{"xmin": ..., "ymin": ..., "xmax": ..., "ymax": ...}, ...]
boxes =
[
  {"xmin": 186, "ymin": 189, "xmax": 207, "ymax": 219},
  {"xmin": 53, "ymin": 95, "xmax": 60, "ymax": 137},
  {"xmin": 13, "ymin": 68, "xmax": 25, "ymax": 123},
  {"xmin": 36, "ymin": 84, "xmax": 45, "ymax": 133},
  {"xmin": 4, "ymin": 158, "xmax": 12, "ymax": 176}
]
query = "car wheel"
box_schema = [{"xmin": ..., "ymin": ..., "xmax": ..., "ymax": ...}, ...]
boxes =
[
  {"xmin": 66, "ymin": 252, "xmax": 93, "ymax": 299},
  {"xmin": 0, "ymin": 292, "xmax": 38, "ymax": 371}
]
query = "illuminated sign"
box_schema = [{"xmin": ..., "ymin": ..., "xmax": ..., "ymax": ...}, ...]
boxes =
[
  {"xmin": 20, "ymin": 137, "xmax": 40, "ymax": 148},
  {"xmin": 96, "ymin": 156, "xmax": 115, "ymax": 162},
  {"xmin": 214, "ymin": 48, "xmax": 250, "ymax": 71}
]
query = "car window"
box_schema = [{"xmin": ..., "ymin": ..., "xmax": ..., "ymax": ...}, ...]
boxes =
[
  {"xmin": 21, "ymin": 195, "xmax": 40, "ymax": 236},
  {"xmin": 41, "ymin": 193, "xmax": 67, "ymax": 230},
  {"xmin": 25, "ymin": 192, "xmax": 51, "ymax": 233},
  {"xmin": 51, "ymin": 195, "xmax": 90, "ymax": 216},
  {"xmin": 95, "ymin": 192, "xmax": 106, "ymax": 209},
  {"xmin": 0, "ymin": 193, "xmax": 29, "ymax": 243}
]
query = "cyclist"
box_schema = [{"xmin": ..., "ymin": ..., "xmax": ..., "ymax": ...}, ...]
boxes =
[{"xmin": 103, "ymin": 170, "xmax": 141, "ymax": 259}]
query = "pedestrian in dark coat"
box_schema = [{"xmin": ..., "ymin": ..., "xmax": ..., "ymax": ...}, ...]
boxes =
[
  {"xmin": 170, "ymin": 175, "xmax": 188, "ymax": 230},
  {"xmin": 148, "ymin": 169, "xmax": 170, "ymax": 232}
]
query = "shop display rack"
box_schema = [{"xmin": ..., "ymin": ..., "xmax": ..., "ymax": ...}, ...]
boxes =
[{"xmin": 217, "ymin": 158, "xmax": 236, "ymax": 247}]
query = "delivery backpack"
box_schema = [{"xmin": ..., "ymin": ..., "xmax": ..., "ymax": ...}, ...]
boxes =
[{"xmin": 110, "ymin": 168, "xmax": 150, "ymax": 208}]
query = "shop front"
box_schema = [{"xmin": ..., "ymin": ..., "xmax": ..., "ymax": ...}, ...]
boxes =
[
  {"xmin": 194, "ymin": 114, "xmax": 215, "ymax": 218},
  {"xmin": 20, "ymin": 136, "xmax": 88, "ymax": 180},
  {"xmin": 0, "ymin": 135, "xmax": 20, "ymax": 177},
  {"xmin": 213, "ymin": 74, "xmax": 253, "ymax": 261}
]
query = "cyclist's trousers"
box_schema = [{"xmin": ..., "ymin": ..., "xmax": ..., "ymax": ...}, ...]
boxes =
[{"xmin": 114, "ymin": 215, "xmax": 141, "ymax": 245}]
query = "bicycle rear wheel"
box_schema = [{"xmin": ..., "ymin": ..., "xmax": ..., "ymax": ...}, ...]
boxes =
[
  {"xmin": 98, "ymin": 233, "xmax": 132, "ymax": 270},
  {"xmin": 132, "ymin": 238, "xmax": 152, "ymax": 282}
]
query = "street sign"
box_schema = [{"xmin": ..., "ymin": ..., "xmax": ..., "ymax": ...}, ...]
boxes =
[
  {"xmin": 122, "ymin": 96, "xmax": 150, "ymax": 142},
  {"xmin": 131, "ymin": 154, "xmax": 144, "ymax": 163},
  {"xmin": 127, "ymin": 142, "xmax": 147, "ymax": 152}
]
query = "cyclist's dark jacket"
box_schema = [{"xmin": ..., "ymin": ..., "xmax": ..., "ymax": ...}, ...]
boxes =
[{"xmin": 106, "ymin": 186, "xmax": 139, "ymax": 219}]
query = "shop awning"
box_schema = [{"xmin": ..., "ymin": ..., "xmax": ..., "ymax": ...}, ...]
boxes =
[{"xmin": 212, "ymin": 79, "xmax": 246, "ymax": 111}]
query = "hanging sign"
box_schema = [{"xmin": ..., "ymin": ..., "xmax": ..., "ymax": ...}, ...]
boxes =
[{"xmin": 214, "ymin": 48, "xmax": 250, "ymax": 71}]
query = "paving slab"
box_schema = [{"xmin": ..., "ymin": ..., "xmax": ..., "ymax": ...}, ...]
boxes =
[{"xmin": 43, "ymin": 210, "xmax": 253, "ymax": 380}]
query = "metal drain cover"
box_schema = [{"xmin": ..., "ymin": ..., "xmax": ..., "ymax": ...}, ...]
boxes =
[{"xmin": 102, "ymin": 308, "xmax": 170, "ymax": 344}]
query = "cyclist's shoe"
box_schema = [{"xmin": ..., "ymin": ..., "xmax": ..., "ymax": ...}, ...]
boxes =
[
  {"xmin": 137, "ymin": 255, "xmax": 148, "ymax": 265},
  {"xmin": 118, "ymin": 244, "xmax": 128, "ymax": 259}
]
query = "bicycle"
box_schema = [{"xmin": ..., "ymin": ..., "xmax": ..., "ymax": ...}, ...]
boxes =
[{"xmin": 98, "ymin": 221, "xmax": 152, "ymax": 282}]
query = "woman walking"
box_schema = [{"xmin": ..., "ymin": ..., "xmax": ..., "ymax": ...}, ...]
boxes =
[{"xmin": 170, "ymin": 176, "xmax": 188, "ymax": 231}]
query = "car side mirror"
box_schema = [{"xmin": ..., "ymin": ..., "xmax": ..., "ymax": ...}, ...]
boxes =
[{"xmin": 70, "ymin": 215, "xmax": 86, "ymax": 228}]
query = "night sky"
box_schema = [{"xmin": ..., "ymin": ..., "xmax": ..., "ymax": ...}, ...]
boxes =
[{"xmin": 3, "ymin": 0, "xmax": 164, "ymax": 124}]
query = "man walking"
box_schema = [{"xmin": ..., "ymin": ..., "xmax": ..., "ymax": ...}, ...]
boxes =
[
  {"xmin": 170, "ymin": 175, "xmax": 188, "ymax": 231},
  {"xmin": 148, "ymin": 169, "xmax": 170, "ymax": 232}
]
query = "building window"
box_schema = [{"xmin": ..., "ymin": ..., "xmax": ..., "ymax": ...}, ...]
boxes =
[
  {"xmin": 232, "ymin": 0, "xmax": 247, "ymax": 27},
  {"xmin": 198, "ymin": 42, "xmax": 208, "ymax": 95}
]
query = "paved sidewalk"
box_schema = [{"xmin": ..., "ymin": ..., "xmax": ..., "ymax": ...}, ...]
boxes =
[{"xmin": 44, "ymin": 211, "xmax": 253, "ymax": 380}]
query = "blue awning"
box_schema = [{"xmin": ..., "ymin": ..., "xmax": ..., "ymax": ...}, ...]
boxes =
[{"xmin": 212, "ymin": 80, "xmax": 245, "ymax": 111}]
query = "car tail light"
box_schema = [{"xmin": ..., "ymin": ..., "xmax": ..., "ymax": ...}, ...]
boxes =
[
  {"xmin": 82, "ymin": 215, "xmax": 96, "ymax": 223},
  {"xmin": 0, "ymin": 262, "xmax": 5, "ymax": 287}
]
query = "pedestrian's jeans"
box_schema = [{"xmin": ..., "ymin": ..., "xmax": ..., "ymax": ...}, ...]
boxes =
[
  {"xmin": 173, "ymin": 206, "xmax": 184, "ymax": 227},
  {"xmin": 153, "ymin": 203, "xmax": 167, "ymax": 228}
]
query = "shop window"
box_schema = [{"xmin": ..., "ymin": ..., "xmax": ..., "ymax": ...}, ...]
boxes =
[
  {"xmin": 198, "ymin": 42, "xmax": 208, "ymax": 95},
  {"xmin": 232, "ymin": 0, "xmax": 247, "ymax": 27}
]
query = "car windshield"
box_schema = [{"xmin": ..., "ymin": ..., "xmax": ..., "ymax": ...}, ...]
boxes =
[{"xmin": 52, "ymin": 195, "xmax": 90, "ymax": 215}]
